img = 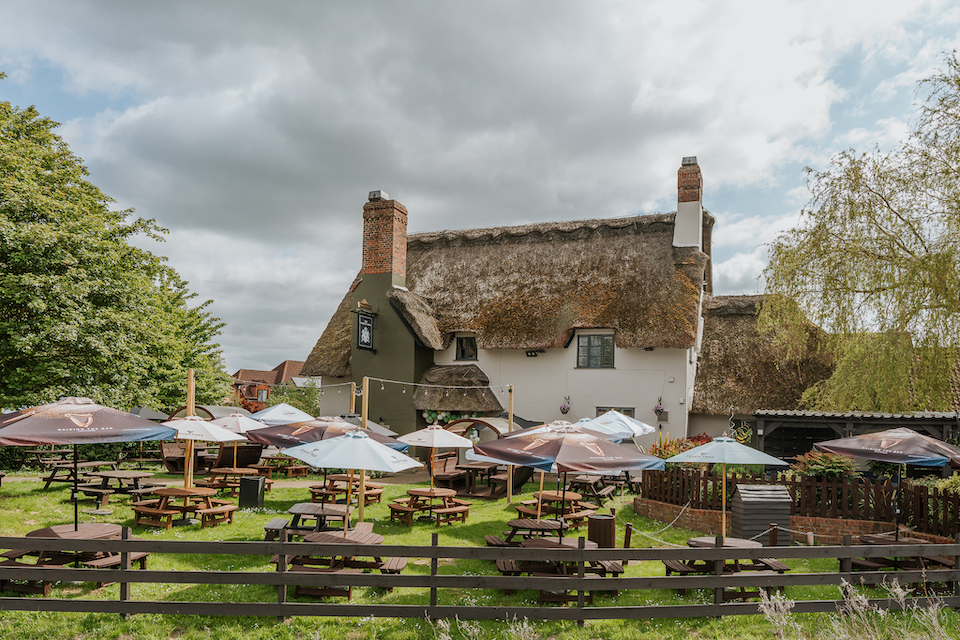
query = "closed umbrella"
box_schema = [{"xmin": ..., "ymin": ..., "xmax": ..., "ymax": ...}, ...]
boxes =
[
  {"xmin": 665, "ymin": 436, "xmax": 787, "ymax": 540},
  {"xmin": 283, "ymin": 430, "xmax": 422, "ymax": 530},
  {"xmin": 0, "ymin": 397, "xmax": 176, "ymax": 529},
  {"xmin": 814, "ymin": 427, "xmax": 960, "ymax": 539},
  {"xmin": 397, "ymin": 424, "xmax": 473, "ymax": 489}
]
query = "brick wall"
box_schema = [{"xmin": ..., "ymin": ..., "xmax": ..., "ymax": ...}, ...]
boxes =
[
  {"xmin": 634, "ymin": 497, "xmax": 957, "ymax": 545},
  {"xmin": 362, "ymin": 199, "xmax": 408, "ymax": 277}
]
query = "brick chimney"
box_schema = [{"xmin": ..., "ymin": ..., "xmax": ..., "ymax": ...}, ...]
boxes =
[
  {"xmin": 673, "ymin": 156, "xmax": 703, "ymax": 250},
  {"xmin": 362, "ymin": 190, "xmax": 407, "ymax": 286}
]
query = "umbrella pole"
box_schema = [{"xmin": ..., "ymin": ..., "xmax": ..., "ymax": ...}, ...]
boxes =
[
  {"xmin": 559, "ymin": 472, "xmax": 566, "ymax": 542},
  {"xmin": 721, "ymin": 463, "xmax": 727, "ymax": 542},
  {"xmin": 73, "ymin": 444, "xmax": 79, "ymax": 531},
  {"xmin": 536, "ymin": 470, "xmax": 544, "ymax": 521},
  {"xmin": 344, "ymin": 469, "xmax": 353, "ymax": 533},
  {"xmin": 894, "ymin": 465, "xmax": 902, "ymax": 541},
  {"xmin": 358, "ymin": 471, "xmax": 366, "ymax": 523}
]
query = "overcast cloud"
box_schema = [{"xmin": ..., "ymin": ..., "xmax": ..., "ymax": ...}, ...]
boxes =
[{"xmin": 1, "ymin": 1, "xmax": 957, "ymax": 372}]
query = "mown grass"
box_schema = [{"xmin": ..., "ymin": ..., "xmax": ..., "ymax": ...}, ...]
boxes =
[{"xmin": 0, "ymin": 468, "xmax": 957, "ymax": 639}]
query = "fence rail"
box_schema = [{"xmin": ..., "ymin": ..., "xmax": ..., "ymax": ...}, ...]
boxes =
[
  {"xmin": 1, "ymin": 533, "xmax": 959, "ymax": 621},
  {"xmin": 640, "ymin": 469, "xmax": 960, "ymax": 537}
]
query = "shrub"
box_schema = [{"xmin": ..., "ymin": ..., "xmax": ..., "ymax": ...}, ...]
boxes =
[
  {"xmin": 935, "ymin": 474, "xmax": 960, "ymax": 495},
  {"xmin": 790, "ymin": 451, "xmax": 860, "ymax": 479}
]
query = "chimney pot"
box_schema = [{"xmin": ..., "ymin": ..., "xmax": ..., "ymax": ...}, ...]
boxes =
[
  {"xmin": 368, "ymin": 190, "xmax": 389, "ymax": 202},
  {"xmin": 682, "ymin": 156, "xmax": 698, "ymax": 166}
]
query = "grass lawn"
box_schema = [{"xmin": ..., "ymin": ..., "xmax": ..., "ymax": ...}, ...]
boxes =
[{"xmin": 0, "ymin": 468, "xmax": 957, "ymax": 640}]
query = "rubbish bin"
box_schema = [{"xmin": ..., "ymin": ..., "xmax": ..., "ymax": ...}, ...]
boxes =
[
  {"xmin": 239, "ymin": 476, "xmax": 265, "ymax": 508},
  {"xmin": 587, "ymin": 514, "xmax": 616, "ymax": 548}
]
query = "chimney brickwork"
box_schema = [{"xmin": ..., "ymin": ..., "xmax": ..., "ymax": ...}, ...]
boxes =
[
  {"xmin": 673, "ymin": 156, "xmax": 704, "ymax": 250},
  {"xmin": 362, "ymin": 198, "xmax": 408, "ymax": 278},
  {"xmin": 678, "ymin": 156, "xmax": 702, "ymax": 203}
]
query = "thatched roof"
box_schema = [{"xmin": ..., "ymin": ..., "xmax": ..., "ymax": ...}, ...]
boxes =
[
  {"xmin": 691, "ymin": 294, "xmax": 834, "ymax": 415},
  {"xmin": 304, "ymin": 213, "xmax": 714, "ymax": 376},
  {"xmin": 303, "ymin": 276, "xmax": 360, "ymax": 378},
  {"xmin": 413, "ymin": 364, "xmax": 504, "ymax": 412},
  {"xmin": 387, "ymin": 288, "xmax": 445, "ymax": 350},
  {"xmin": 405, "ymin": 214, "xmax": 711, "ymax": 350}
]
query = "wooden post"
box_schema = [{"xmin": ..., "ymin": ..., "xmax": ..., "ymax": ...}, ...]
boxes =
[
  {"xmin": 358, "ymin": 377, "xmax": 370, "ymax": 524},
  {"xmin": 954, "ymin": 533, "xmax": 959, "ymax": 604},
  {"xmin": 361, "ymin": 378, "xmax": 369, "ymax": 430},
  {"xmin": 430, "ymin": 533, "xmax": 439, "ymax": 609},
  {"xmin": 769, "ymin": 523, "xmax": 778, "ymax": 548},
  {"xmin": 577, "ymin": 536, "xmax": 586, "ymax": 625},
  {"xmin": 119, "ymin": 526, "xmax": 131, "ymax": 608},
  {"xmin": 276, "ymin": 528, "xmax": 287, "ymax": 622},
  {"xmin": 184, "ymin": 369, "xmax": 196, "ymax": 489},
  {"xmin": 507, "ymin": 385, "xmax": 514, "ymax": 504},
  {"xmin": 713, "ymin": 535, "xmax": 724, "ymax": 605},
  {"xmin": 840, "ymin": 534, "xmax": 852, "ymax": 573},
  {"xmin": 350, "ymin": 381, "xmax": 357, "ymax": 414}
]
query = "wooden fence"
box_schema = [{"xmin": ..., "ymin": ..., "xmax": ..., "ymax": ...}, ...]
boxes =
[
  {"xmin": 641, "ymin": 469, "xmax": 960, "ymax": 537},
  {"xmin": 1, "ymin": 532, "xmax": 959, "ymax": 622}
]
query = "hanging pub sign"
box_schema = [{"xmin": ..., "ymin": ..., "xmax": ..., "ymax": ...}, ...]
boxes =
[{"xmin": 357, "ymin": 311, "xmax": 375, "ymax": 351}]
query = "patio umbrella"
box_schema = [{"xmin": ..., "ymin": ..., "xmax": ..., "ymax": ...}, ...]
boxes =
[
  {"xmin": 248, "ymin": 403, "xmax": 314, "ymax": 426},
  {"xmin": 577, "ymin": 410, "xmax": 656, "ymax": 444},
  {"xmin": 283, "ymin": 430, "xmax": 423, "ymax": 531},
  {"xmin": 504, "ymin": 419, "xmax": 622, "ymax": 442},
  {"xmin": 397, "ymin": 424, "xmax": 474, "ymax": 489},
  {"xmin": 665, "ymin": 436, "xmax": 787, "ymax": 540},
  {"xmin": 210, "ymin": 412, "xmax": 267, "ymax": 467},
  {"xmin": 245, "ymin": 418, "xmax": 409, "ymax": 451},
  {"xmin": 163, "ymin": 415, "xmax": 246, "ymax": 488},
  {"xmin": 0, "ymin": 397, "xmax": 176, "ymax": 529},
  {"xmin": 814, "ymin": 427, "xmax": 960, "ymax": 538},
  {"xmin": 340, "ymin": 413, "xmax": 399, "ymax": 437},
  {"xmin": 473, "ymin": 426, "xmax": 666, "ymax": 523}
]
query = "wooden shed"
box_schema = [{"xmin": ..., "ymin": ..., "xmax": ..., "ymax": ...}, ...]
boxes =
[{"xmin": 731, "ymin": 485, "xmax": 792, "ymax": 546}]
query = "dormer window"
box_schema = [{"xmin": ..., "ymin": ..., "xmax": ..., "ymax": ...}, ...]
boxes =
[
  {"xmin": 456, "ymin": 336, "xmax": 478, "ymax": 361},
  {"xmin": 577, "ymin": 334, "xmax": 614, "ymax": 368}
]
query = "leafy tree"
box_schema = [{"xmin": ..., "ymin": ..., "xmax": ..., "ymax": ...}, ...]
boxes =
[
  {"xmin": 265, "ymin": 378, "xmax": 322, "ymax": 416},
  {"xmin": 761, "ymin": 53, "xmax": 960, "ymax": 412},
  {"xmin": 0, "ymin": 77, "xmax": 230, "ymax": 411}
]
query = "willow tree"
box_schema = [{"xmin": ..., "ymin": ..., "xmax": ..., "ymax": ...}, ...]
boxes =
[
  {"xmin": 761, "ymin": 53, "xmax": 960, "ymax": 412},
  {"xmin": 0, "ymin": 75, "xmax": 231, "ymax": 411}
]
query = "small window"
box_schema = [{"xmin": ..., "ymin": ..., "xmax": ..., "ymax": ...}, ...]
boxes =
[
  {"xmin": 577, "ymin": 335, "xmax": 614, "ymax": 368},
  {"xmin": 456, "ymin": 336, "xmax": 478, "ymax": 361},
  {"xmin": 596, "ymin": 407, "xmax": 634, "ymax": 417},
  {"xmin": 257, "ymin": 389, "xmax": 268, "ymax": 402}
]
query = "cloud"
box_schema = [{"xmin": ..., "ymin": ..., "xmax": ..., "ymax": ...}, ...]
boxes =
[{"xmin": 0, "ymin": 0, "xmax": 952, "ymax": 372}]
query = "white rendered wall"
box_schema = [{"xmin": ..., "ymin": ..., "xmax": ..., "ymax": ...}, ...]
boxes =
[
  {"xmin": 436, "ymin": 331, "xmax": 695, "ymax": 450},
  {"xmin": 673, "ymin": 200, "xmax": 703, "ymax": 249}
]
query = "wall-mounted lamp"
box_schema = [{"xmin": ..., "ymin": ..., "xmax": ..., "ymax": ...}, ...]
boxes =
[{"xmin": 525, "ymin": 349, "xmax": 546, "ymax": 357}]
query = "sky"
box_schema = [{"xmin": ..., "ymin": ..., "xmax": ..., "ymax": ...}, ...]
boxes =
[{"xmin": 1, "ymin": 1, "xmax": 958, "ymax": 374}]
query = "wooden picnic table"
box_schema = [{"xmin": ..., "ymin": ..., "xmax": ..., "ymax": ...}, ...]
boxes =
[
  {"xmin": 406, "ymin": 487, "xmax": 457, "ymax": 511},
  {"xmin": 858, "ymin": 533, "xmax": 956, "ymax": 570},
  {"xmin": 22, "ymin": 448, "xmax": 74, "ymax": 470},
  {"xmin": 252, "ymin": 455, "xmax": 311, "ymax": 478},
  {"xmin": 503, "ymin": 518, "xmax": 567, "ymax": 543},
  {"xmin": 455, "ymin": 461, "xmax": 499, "ymax": 495},
  {"xmin": 204, "ymin": 467, "xmax": 260, "ymax": 495},
  {"xmin": 532, "ymin": 490, "xmax": 583, "ymax": 516},
  {"xmin": 85, "ymin": 470, "xmax": 155, "ymax": 493},
  {"xmin": 287, "ymin": 502, "xmax": 353, "ymax": 534},
  {"xmin": 42, "ymin": 460, "xmax": 118, "ymax": 488}
]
